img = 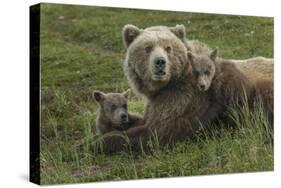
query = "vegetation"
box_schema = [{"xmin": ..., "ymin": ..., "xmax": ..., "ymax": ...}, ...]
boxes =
[{"xmin": 39, "ymin": 3, "xmax": 274, "ymax": 185}]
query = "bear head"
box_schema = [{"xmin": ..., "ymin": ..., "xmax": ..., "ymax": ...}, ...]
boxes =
[
  {"xmin": 187, "ymin": 48, "xmax": 219, "ymax": 92},
  {"xmin": 122, "ymin": 24, "xmax": 190, "ymax": 98},
  {"xmin": 93, "ymin": 90, "xmax": 130, "ymax": 126}
]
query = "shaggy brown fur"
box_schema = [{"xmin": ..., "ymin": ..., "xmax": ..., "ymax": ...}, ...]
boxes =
[
  {"xmin": 187, "ymin": 49, "xmax": 256, "ymax": 128},
  {"xmin": 188, "ymin": 49, "xmax": 273, "ymax": 126},
  {"xmin": 188, "ymin": 49, "xmax": 252, "ymax": 106},
  {"xmin": 233, "ymin": 57, "xmax": 273, "ymax": 82},
  {"xmin": 95, "ymin": 25, "xmax": 273, "ymax": 153},
  {"xmin": 93, "ymin": 90, "xmax": 143, "ymax": 135},
  {"xmin": 233, "ymin": 57, "xmax": 273, "ymax": 125},
  {"xmin": 96, "ymin": 25, "xmax": 215, "ymax": 152}
]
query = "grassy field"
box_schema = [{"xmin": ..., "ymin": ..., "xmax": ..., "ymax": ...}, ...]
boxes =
[{"xmin": 39, "ymin": 3, "xmax": 274, "ymax": 185}]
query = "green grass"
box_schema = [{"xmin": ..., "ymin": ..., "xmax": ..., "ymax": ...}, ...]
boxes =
[{"xmin": 39, "ymin": 3, "xmax": 274, "ymax": 185}]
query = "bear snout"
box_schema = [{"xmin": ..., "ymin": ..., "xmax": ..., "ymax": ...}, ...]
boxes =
[
  {"xmin": 198, "ymin": 79, "xmax": 208, "ymax": 91},
  {"xmin": 199, "ymin": 84, "xmax": 205, "ymax": 91},
  {"xmin": 120, "ymin": 113, "xmax": 128, "ymax": 122},
  {"xmin": 154, "ymin": 57, "xmax": 166, "ymax": 74}
]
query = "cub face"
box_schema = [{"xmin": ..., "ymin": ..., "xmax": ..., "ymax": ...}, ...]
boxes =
[
  {"xmin": 188, "ymin": 49, "xmax": 218, "ymax": 91},
  {"xmin": 93, "ymin": 90, "xmax": 130, "ymax": 127}
]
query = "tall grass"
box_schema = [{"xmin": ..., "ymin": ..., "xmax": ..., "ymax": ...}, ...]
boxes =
[{"xmin": 41, "ymin": 95, "xmax": 273, "ymax": 184}]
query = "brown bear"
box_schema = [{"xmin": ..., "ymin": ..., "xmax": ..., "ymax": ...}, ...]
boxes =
[
  {"xmin": 180, "ymin": 28, "xmax": 274, "ymax": 82},
  {"xmin": 183, "ymin": 36, "xmax": 274, "ymax": 120},
  {"xmin": 188, "ymin": 49, "xmax": 273, "ymax": 126},
  {"xmin": 187, "ymin": 43, "xmax": 274, "ymax": 82},
  {"xmin": 95, "ymin": 25, "xmax": 273, "ymax": 153},
  {"xmin": 213, "ymin": 56, "xmax": 274, "ymax": 121},
  {"xmin": 190, "ymin": 46, "xmax": 274, "ymax": 83},
  {"xmin": 187, "ymin": 49, "xmax": 252, "ymax": 125},
  {"xmin": 93, "ymin": 89, "xmax": 143, "ymax": 134},
  {"xmin": 96, "ymin": 25, "xmax": 215, "ymax": 152},
  {"xmin": 187, "ymin": 48, "xmax": 252, "ymax": 103}
]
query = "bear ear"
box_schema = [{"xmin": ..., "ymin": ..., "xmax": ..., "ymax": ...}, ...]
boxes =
[
  {"xmin": 122, "ymin": 24, "xmax": 141, "ymax": 48},
  {"xmin": 169, "ymin": 24, "xmax": 186, "ymax": 41},
  {"xmin": 187, "ymin": 51, "xmax": 195, "ymax": 64},
  {"xmin": 122, "ymin": 89, "xmax": 131, "ymax": 99},
  {"xmin": 209, "ymin": 48, "xmax": 219, "ymax": 61},
  {"xmin": 92, "ymin": 90, "xmax": 106, "ymax": 103}
]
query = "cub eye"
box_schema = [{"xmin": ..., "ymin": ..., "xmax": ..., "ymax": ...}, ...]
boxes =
[
  {"xmin": 165, "ymin": 46, "xmax": 172, "ymax": 53},
  {"xmin": 193, "ymin": 70, "xmax": 199, "ymax": 77},
  {"xmin": 145, "ymin": 46, "xmax": 153, "ymax": 53},
  {"xmin": 122, "ymin": 104, "xmax": 127, "ymax": 110},
  {"xmin": 111, "ymin": 104, "xmax": 117, "ymax": 111},
  {"xmin": 205, "ymin": 70, "xmax": 210, "ymax": 76}
]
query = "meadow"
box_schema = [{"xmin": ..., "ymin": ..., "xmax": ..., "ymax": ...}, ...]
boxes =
[{"xmin": 39, "ymin": 3, "xmax": 274, "ymax": 185}]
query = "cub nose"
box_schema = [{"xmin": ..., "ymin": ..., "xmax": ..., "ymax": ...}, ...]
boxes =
[
  {"xmin": 199, "ymin": 84, "xmax": 205, "ymax": 90},
  {"xmin": 154, "ymin": 57, "xmax": 166, "ymax": 69},
  {"xmin": 120, "ymin": 113, "xmax": 128, "ymax": 122}
]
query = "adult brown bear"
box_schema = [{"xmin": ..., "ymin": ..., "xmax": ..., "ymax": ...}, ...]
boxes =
[
  {"xmin": 95, "ymin": 25, "xmax": 273, "ymax": 153},
  {"xmin": 96, "ymin": 25, "xmax": 215, "ymax": 152}
]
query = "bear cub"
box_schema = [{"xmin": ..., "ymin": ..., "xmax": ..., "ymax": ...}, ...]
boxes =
[
  {"xmin": 187, "ymin": 49, "xmax": 253, "ymax": 125},
  {"xmin": 188, "ymin": 49, "xmax": 273, "ymax": 126},
  {"xmin": 188, "ymin": 48, "xmax": 252, "ymax": 104},
  {"xmin": 93, "ymin": 89, "xmax": 143, "ymax": 135}
]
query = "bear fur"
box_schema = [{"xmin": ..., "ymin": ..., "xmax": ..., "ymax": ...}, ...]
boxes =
[
  {"xmin": 181, "ymin": 34, "xmax": 274, "ymax": 83},
  {"xmin": 223, "ymin": 57, "xmax": 273, "ymax": 124},
  {"xmin": 234, "ymin": 57, "xmax": 273, "ymax": 124},
  {"xmin": 96, "ymin": 24, "xmax": 273, "ymax": 152},
  {"xmin": 185, "ymin": 40, "xmax": 274, "ymax": 83},
  {"xmin": 93, "ymin": 89, "xmax": 143, "ymax": 135},
  {"xmin": 233, "ymin": 57, "xmax": 273, "ymax": 83},
  {"xmin": 184, "ymin": 39, "xmax": 274, "ymax": 121},
  {"xmin": 188, "ymin": 48, "xmax": 253, "ymax": 103},
  {"xmin": 97, "ymin": 25, "xmax": 216, "ymax": 152},
  {"xmin": 188, "ymin": 49, "xmax": 273, "ymax": 125},
  {"xmin": 187, "ymin": 49, "xmax": 254, "ymax": 125}
]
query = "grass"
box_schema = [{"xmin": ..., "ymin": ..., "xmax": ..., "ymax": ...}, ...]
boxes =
[{"xmin": 39, "ymin": 3, "xmax": 274, "ymax": 185}]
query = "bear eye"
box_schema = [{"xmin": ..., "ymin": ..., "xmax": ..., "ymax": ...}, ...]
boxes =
[
  {"xmin": 145, "ymin": 46, "xmax": 153, "ymax": 53},
  {"xmin": 193, "ymin": 70, "xmax": 199, "ymax": 77},
  {"xmin": 165, "ymin": 46, "xmax": 172, "ymax": 53},
  {"xmin": 122, "ymin": 104, "xmax": 127, "ymax": 110},
  {"xmin": 111, "ymin": 104, "xmax": 117, "ymax": 111},
  {"xmin": 205, "ymin": 70, "xmax": 210, "ymax": 76}
]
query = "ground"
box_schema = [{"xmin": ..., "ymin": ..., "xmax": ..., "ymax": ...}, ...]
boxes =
[{"xmin": 39, "ymin": 3, "xmax": 274, "ymax": 185}]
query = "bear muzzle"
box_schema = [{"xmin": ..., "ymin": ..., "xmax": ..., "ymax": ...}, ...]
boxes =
[{"xmin": 152, "ymin": 57, "xmax": 167, "ymax": 80}]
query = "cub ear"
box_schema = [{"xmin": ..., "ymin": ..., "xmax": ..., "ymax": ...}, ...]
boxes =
[
  {"xmin": 209, "ymin": 48, "xmax": 219, "ymax": 61},
  {"xmin": 122, "ymin": 89, "xmax": 131, "ymax": 99},
  {"xmin": 92, "ymin": 90, "xmax": 105, "ymax": 103},
  {"xmin": 169, "ymin": 24, "xmax": 186, "ymax": 41},
  {"xmin": 187, "ymin": 51, "xmax": 195, "ymax": 65},
  {"xmin": 122, "ymin": 24, "xmax": 141, "ymax": 48}
]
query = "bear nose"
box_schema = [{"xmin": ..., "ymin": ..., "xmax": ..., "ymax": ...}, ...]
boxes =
[
  {"xmin": 154, "ymin": 57, "xmax": 166, "ymax": 69},
  {"xmin": 121, "ymin": 113, "xmax": 128, "ymax": 121},
  {"xmin": 199, "ymin": 84, "xmax": 205, "ymax": 90}
]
